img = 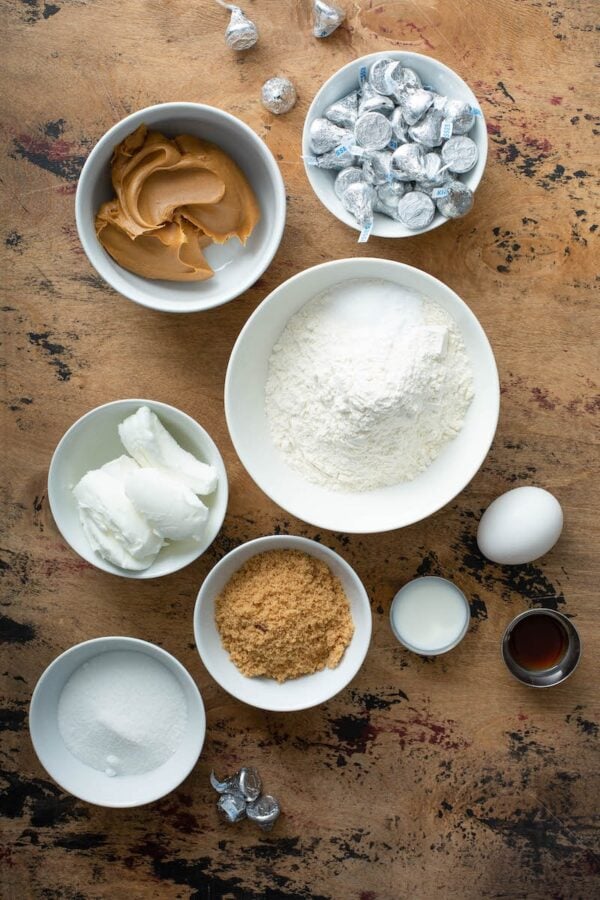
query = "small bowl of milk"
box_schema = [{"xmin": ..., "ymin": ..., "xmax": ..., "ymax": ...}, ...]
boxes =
[{"xmin": 390, "ymin": 576, "xmax": 470, "ymax": 656}]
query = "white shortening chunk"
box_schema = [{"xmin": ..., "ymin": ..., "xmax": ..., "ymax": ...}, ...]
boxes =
[
  {"xmin": 73, "ymin": 469, "xmax": 163, "ymax": 570},
  {"xmin": 100, "ymin": 455, "xmax": 140, "ymax": 482},
  {"xmin": 125, "ymin": 468, "xmax": 209, "ymax": 542},
  {"xmin": 118, "ymin": 406, "xmax": 217, "ymax": 496}
]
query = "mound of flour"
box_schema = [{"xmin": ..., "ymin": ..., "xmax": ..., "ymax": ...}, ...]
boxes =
[{"xmin": 264, "ymin": 279, "xmax": 474, "ymax": 492}]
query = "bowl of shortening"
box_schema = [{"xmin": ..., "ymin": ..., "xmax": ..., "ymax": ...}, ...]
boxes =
[
  {"xmin": 194, "ymin": 535, "xmax": 372, "ymax": 712},
  {"xmin": 303, "ymin": 51, "xmax": 487, "ymax": 238},
  {"xmin": 29, "ymin": 636, "xmax": 206, "ymax": 807},
  {"xmin": 75, "ymin": 102, "xmax": 286, "ymax": 312},
  {"xmin": 48, "ymin": 399, "xmax": 228, "ymax": 578},
  {"xmin": 225, "ymin": 258, "xmax": 499, "ymax": 533}
]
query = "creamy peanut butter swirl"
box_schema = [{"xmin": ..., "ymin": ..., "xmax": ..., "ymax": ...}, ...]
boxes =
[{"xmin": 96, "ymin": 125, "xmax": 260, "ymax": 281}]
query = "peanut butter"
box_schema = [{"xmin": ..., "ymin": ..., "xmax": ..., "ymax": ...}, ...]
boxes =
[{"xmin": 96, "ymin": 125, "xmax": 260, "ymax": 281}]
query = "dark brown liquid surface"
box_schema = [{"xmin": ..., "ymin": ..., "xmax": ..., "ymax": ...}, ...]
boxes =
[{"xmin": 508, "ymin": 614, "xmax": 568, "ymax": 671}]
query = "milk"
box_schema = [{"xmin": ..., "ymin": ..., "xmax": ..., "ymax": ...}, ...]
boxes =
[{"xmin": 390, "ymin": 576, "xmax": 469, "ymax": 655}]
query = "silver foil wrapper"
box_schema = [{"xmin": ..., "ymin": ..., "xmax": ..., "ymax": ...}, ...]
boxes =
[
  {"xmin": 390, "ymin": 107, "xmax": 409, "ymax": 143},
  {"xmin": 334, "ymin": 166, "xmax": 365, "ymax": 198},
  {"xmin": 396, "ymin": 190, "xmax": 436, "ymax": 229},
  {"xmin": 358, "ymin": 83, "xmax": 395, "ymax": 116},
  {"xmin": 246, "ymin": 794, "xmax": 281, "ymax": 830},
  {"xmin": 325, "ymin": 91, "xmax": 359, "ymax": 129},
  {"xmin": 387, "ymin": 64, "xmax": 422, "ymax": 101},
  {"xmin": 309, "ymin": 117, "xmax": 352, "ymax": 154},
  {"xmin": 238, "ymin": 766, "xmax": 262, "ymax": 802},
  {"xmin": 416, "ymin": 152, "xmax": 450, "ymax": 190},
  {"xmin": 341, "ymin": 182, "xmax": 375, "ymax": 225},
  {"xmin": 217, "ymin": 791, "xmax": 247, "ymax": 823},
  {"xmin": 354, "ymin": 112, "xmax": 392, "ymax": 151},
  {"xmin": 391, "ymin": 142, "xmax": 425, "ymax": 181},
  {"xmin": 408, "ymin": 109, "xmax": 445, "ymax": 148},
  {"xmin": 368, "ymin": 57, "xmax": 396, "ymax": 95},
  {"xmin": 373, "ymin": 196, "xmax": 397, "ymax": 217},
  {"xmin": 435, "ymin": 179, "xmax": 474, "ymax": 218},
  {"xmin": 443, "ymin": 98, "xmax": 475, "ymax": 135},
  {"xmin": 362, "ymin": 150, "xmax": 393, "ymax": 185},
  {"xmin": 210, "ymin": 770, "xmax": 238, "ymax": 794},
  {"xmin": 374, "ymin": 179, "xmax": 407, "ymax": 218},
  {"xmin": 223, "ymin": 5, "xmax": 259, "ymax": 51},
  {"xmin": 400, "ymin": 88, "xmax": 435, "ymax": 126},
  {"xmin": 441, "ymin": 135, "xmax": 478, "ymax": 173},
  {"xmin": 313, "ymin": 0, "xmax": 345, "ymax": 38},
  {"xmin": 261, "ymin": 77, "xmax": 297, "ymax": 115},
  {"xmin": 311, "ymin": 145, "xmax": 357, "ymax": 169},
  {"xmin": 377, "ymin": 179, "xmax": 407, "ymax": 206},
  {"xmin": 363, "ymin": 95, "xmax": 395, "ymax": 117},
  {"xmin": 399, "ymin": 67, "xmax": 422, "ymax": 91}
]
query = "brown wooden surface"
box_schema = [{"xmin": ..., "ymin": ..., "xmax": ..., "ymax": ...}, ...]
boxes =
[{"xmin": 1, "ymin": 1, "xmax": 599, "ymax": 898}]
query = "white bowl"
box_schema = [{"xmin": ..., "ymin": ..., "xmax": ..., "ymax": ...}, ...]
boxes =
[
  {"xmin": 193, "ymin": 535, "xmax": 372, "ymax": 712},
  {"xmin": 303, "ymin": 51, "xmax": 488, "ymax": 238},
  {"xmin": 48, "ymin": 399, "xmax": 228, "ymax": 578},
  {"xmin": 29, "ymin": 637, "xmax": 206, "ymax": 808},
  {"xmin": 76, "ymin": 102, "xmax": 286, "ymax": 313},
  {"xmin": 225, "ymin": 258, "xmax": 499, "ymax": 533}
]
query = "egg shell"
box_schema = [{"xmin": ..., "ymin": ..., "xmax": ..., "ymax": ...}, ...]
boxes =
[{"xmin": 477, "ymin": 486, "xmax": 563, "ymax": 565}]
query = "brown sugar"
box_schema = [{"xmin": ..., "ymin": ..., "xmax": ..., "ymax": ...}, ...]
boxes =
[{"xmin": 214, "ymin": 550, "xmax": 355, "ymax": 683}]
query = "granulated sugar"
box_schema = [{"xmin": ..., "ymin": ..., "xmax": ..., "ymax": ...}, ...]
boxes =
[{"xmin": 57, "ymin": 650, "xmax": 188, "ymax": 776}]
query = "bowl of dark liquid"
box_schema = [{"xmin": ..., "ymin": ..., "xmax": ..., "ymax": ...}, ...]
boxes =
[{"xmin": 501, "ymin": 609, "xmax": 582, "ymax": 687}]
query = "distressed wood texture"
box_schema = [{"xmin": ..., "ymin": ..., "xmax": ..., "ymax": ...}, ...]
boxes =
[{"xmin": 1, "ymin": 1, "xmax": 599, "ymax": 898}]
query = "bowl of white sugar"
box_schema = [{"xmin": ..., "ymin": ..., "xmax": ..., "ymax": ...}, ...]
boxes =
[
  {"xmin": 29, "ymin": 637, "xmax": 206, "ymax": 807},
  {"xmin": 225, "ymin": 258, "xmax": 499, "ymax": 533}
]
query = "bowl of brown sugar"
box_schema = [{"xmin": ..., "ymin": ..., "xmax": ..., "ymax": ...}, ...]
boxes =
[{"xmin": 193, "ymin": 536, "xmax": 372, "ymax": 711}]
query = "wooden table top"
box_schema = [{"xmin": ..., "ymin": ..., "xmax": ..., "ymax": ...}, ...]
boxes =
[{"xmin": 2, "ymin": 1, "xmax": 599, "ymax": 897}]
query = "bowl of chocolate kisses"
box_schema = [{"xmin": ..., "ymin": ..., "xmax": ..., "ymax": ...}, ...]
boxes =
[{"xmin": 302, "ymin": 52, "xmax": 487, "ymax": 239}]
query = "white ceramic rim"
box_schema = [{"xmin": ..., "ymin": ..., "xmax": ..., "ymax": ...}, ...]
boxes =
[
  {"xmin": 302, "ymin": 50, "xmax": 488, "ymax": 237},
  {"xmin": 193, "ymin": 534, "xmax": 373, "ymax": 711},
  {"xmin": 389, "ymin": 576, "xmax": 471, "ymax": 656},
  {"xmin": 75, "ymin": 102, "xmax": 287, "ymax": 313},
  {"xmin": 47, "ymin": 398, "xmax": 229, "ymax": 579},
  {"xmin": 224, "ymin": 258, "xmax": 500, "ymax": 533},
  {"xmin": 29, "ymin": 636, "xmax": 206, "ymax": 807}
]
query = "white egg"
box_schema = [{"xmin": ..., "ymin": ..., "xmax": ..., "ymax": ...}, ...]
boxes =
[{"xmin": 477, "ymin": 486, "xmax": 563, "ymax": 565}]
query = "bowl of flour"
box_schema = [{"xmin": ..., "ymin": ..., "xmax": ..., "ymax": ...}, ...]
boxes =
[{"xmin": 225, "ymin": 259, "xmax": 499, "ymax": 533}]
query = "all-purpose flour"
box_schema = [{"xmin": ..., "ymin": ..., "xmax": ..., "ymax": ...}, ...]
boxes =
[
  {"xmin": 265, "ymin": 279, "xmax": 474, "ymax": 492},
  {"xmin": 58, "ymin": 650, "xmax": 188, "ymax": 776}
]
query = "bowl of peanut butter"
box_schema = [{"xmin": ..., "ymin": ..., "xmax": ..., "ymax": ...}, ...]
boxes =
[{"xmin": 76, "ymin": 103, "xmax": 286, "ymax": 313}]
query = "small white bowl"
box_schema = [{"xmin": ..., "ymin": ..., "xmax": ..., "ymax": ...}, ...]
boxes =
[
  {"xmin": 193, "ymin": 535, "xmax": 372, "ymax": 712},
  {"xmin": 76, "ymin": 102, "xmax": 286, "ymax": 313},
  {"xmin": 29, "ymin": 637, "xmax": 206, "ymax": 808},
  {"xmin": 303, "ymin": 51, "xmax": 487, "ymax": 238},
  {"xmin": 48, "ymin": 399, "xmax": 228, "ymax": 579},
  {"xmin": 225, "ymin": 258, "xmax": 499, "ymax": 534}
]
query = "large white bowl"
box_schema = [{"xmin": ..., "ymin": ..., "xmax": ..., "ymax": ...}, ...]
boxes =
[
  {"xmin": 194, "ymin": 535, "xmax": 372, "ymax": 712},
  {"xmin": 225, "ymin": 258, "xmax": 499, "ymax": 533},
  {"xmin": 303, "ymin": 51, "xmax": 487, "ymax": 238},
  {"xmin": 48, "ymin": 399, "xmax": 228, "ymax": 578},
  {"xmin": 29, "ymin": 637, "xmax": 206, "ymax": 808},
  {"xmin": 76, "ymin": 102, "xmax": 286, "ymax": 313}
]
